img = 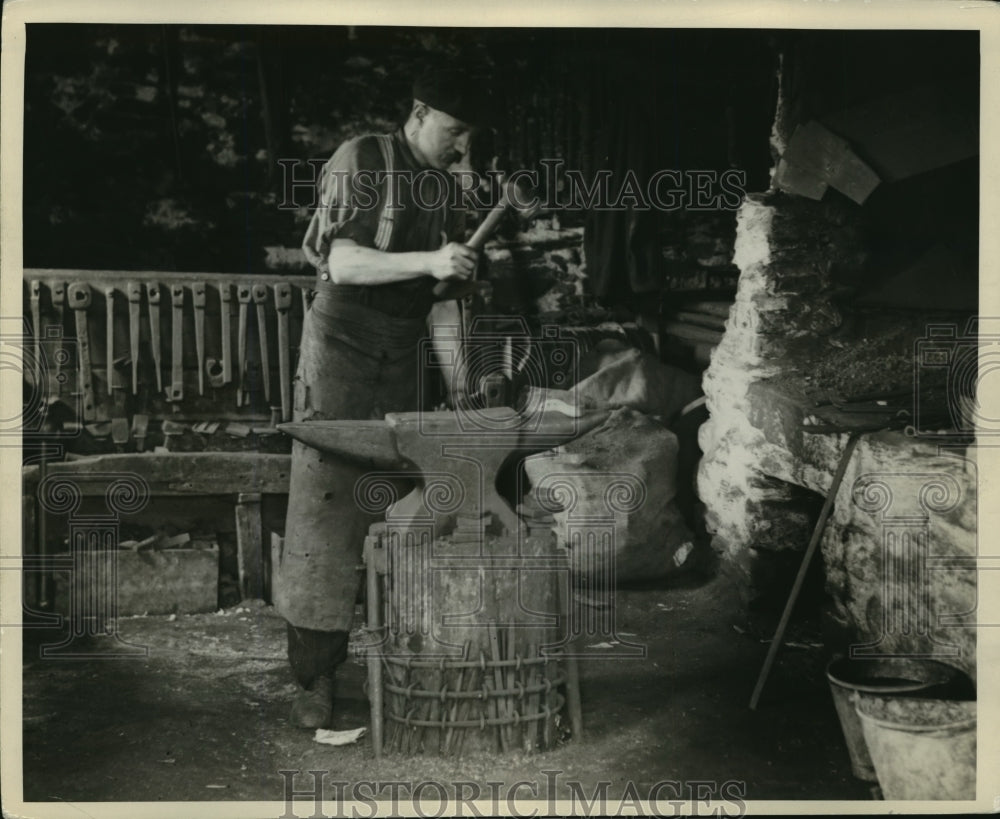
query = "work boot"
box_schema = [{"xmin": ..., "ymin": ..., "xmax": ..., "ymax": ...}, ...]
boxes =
[{"xmin": 290, "ymin": 675, "xmax": 335, "ymax": 729}]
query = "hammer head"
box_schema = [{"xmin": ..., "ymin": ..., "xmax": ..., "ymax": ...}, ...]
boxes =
[{"xmin": 500, "ymin": 175, "xmax": 542, "ymax": 221}]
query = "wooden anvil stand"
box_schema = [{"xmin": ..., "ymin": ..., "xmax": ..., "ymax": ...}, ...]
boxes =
[{"xmin": 279, "ymin": 405, "xmax": 608, "ymax": 757}]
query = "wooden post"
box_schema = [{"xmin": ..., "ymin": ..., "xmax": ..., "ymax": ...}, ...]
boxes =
[
  {"xmin": 364, "ymin": 533, "xmax": 384, "ymax": 761},
  {"xmin": 488, "ymin": 621, "xmax": 508, "ymax": 752},
  {"xmin": 268, "ymin": 532, "xmax": 283, "ymax": 605},
  {"xmin": 235, "ymin": 492, "xmax": 264, "ymax": 600},
  {"xmin": 565, "ymin": 646, "xmax": 584, "ymax": 742},
  {"xmin": 523, "ymin": 642, "xmax": 539, "ymax": 753}
]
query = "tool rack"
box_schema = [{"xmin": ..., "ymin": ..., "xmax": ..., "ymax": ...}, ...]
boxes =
[
  {"xmin": 21, "ymin": 268, "xmax": 316, "ymax": 611},
  {"xmin": 24, "ymin": 269, "xmax": 315, "ymax": 429}
]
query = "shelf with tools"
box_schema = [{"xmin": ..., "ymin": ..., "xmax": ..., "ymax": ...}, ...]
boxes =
[{"xmin": 24, "ymin": 269, "xmax": 315, "ymax": 454}]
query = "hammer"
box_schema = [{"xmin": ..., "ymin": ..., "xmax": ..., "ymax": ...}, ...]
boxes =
[
  {"xmin": 428, "ymin": 176, "xmax": 540, "ymax": 404},
  {"xmin": 432, "ymin": 175, "xmax": 540, "ymax": 301}
]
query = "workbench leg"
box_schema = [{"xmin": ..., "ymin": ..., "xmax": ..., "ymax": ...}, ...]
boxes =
[
  {"xmin": 235, "ymin": 492, "xmax": 264, "ymax": 601},
  {"xmin": 565, "ymin": 642, "xmax": 584, "ymax": 742},
  {"xmin": 268, "ymin": 531, "xmax": 283, "ymax": 605},
  {"xmin": 21, "ymin": 492, "xmax": 60, "ymax": 625},
  {"xmin": 22, "ymin": 493, "xmax": 39, "ymax": 611}
]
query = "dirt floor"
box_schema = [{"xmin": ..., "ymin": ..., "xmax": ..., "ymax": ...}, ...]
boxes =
[{"xmin": 21, "ymin": 571, "xmax": 872, "ymax": 808}]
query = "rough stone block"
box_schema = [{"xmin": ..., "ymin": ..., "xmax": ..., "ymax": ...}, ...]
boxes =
[
  {"xmin": 524, "ymin": 408, "xmax": 693, "ymax": 582},
  {"xmin": 52, "ymin": 547, "xmax": 219, "ymax": 616},
  {"xmin": 746, "ymin": 379, "xmax": 807, "ymax": 455},
  {"xmin": 574, "ymin": 345, "xmax": 702, "ymax": 424}
]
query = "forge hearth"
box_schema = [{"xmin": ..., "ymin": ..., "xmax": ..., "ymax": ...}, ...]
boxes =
[{"xmin": 697, "ymin": 192, "xmax": 978, "ymax": 680}]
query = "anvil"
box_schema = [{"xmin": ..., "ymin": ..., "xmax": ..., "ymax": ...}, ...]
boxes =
[{"xmin": 278, "ymin": 403, "xmax": 612, "ymax": 536}]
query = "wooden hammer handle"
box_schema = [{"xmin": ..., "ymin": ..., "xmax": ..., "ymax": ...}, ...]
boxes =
[
  {"xmin": 465, "ymin": 200, "xmax": 510, "ymax": 250},
  {"xmin": 431, "ymin": 199, "xmax": 509, "ymax": 300}
]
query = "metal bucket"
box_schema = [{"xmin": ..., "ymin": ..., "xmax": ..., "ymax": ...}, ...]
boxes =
[
  {"xmin": 825, "ymin": 657, "xmax": 964, "ymax": 781},
  {"xmin": 856, "ymin": 695, "xmax": 976, "ymax": 800}
]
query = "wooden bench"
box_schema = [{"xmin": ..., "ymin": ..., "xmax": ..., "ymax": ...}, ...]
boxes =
[{"xmin": 23, "ymin": 452, "xmax": 291, "ymax": 602}]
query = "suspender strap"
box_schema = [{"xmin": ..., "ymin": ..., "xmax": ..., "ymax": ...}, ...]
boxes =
[{"xmin": 374, "ymin": 134, "xmax": 396, "ymax": 252}]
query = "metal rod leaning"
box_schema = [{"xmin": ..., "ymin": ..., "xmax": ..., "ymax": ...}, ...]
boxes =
[{"xmin": 749, "ymin": 431, "xmax": 862, "ymax": 710}]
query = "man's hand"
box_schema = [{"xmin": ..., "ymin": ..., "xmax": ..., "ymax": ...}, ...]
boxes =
[
  {"xmin": 326, "ymin": 237, "xmax": 479, "ymax": 286},
  {"xmin": 430, "ymin": 241, "xmax": 478, "ymax": 281}
]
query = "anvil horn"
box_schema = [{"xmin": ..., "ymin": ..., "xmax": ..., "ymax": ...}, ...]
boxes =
[{"xmin": 276, "ymin": 420, "xmax": 405, "ymax": 469}]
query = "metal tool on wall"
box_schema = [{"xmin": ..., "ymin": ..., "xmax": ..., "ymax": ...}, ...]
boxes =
[
  {"xmin": 30, "ymin": 280, "xmax": 41, "ymax": 387},
  {"xmin": 274, "ymin": 282, "xmax": 292, "ymax": 422},
  {"xmin": 193, "ymin": 282, "xmax": 206, "ymax": 395},
  {"xmin": 51, "ymin": 281, "xmax": 66, "ymax": 398},
  {"xmin": 67, "ymin": 283, "xmax": 96, "ymax": 422},
  {"xmin": 219, "ymin": 282, "xmax": 233, "ymax": 385},
  {"xmin": 237, "ymin": 285, "xmax": 251, "ymax": 406},
  {"xmin": 146, "ymin": 282, "xmax": 163, "ymax": 394},
  {"xmin": 126, "ymin": 281, "xmax": 141, "ymax": 394},
  {"xmin": 205, "ymin": 359, "xmax": 225, "ymax": 389},
  {"xmin": 170, "ymin": 284, "xmax": 185, "ymax": 402},
  {"xmin": 252, "ymin": 283, "xmax": 271, "ymax": 403},
  {"xmin": 111, "ymin": 417, "xmax": 130, "ymax": 450},
  {"xmin": 132, "ymin": 413, "xmax": 149, "ymax": 452},
  {"xmin": 104, "ymin": 285, "xmax": 116, "ymax": 397}
]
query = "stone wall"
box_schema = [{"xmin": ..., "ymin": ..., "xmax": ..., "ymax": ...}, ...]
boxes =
[
  {"xmin": 697, "ymin": 192, "xmax": 856, "ymax": 598},
  {"xmin": 696, "ymin": 191, "xmax": 977, "ymax": 678}
]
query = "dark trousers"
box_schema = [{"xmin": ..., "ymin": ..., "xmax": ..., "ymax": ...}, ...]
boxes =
[{"xmin": 287, "ymin": 624, "xmax": 350, "ymax": 689}]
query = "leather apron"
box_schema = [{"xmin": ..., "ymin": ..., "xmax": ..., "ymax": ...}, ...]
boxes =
[
  {"xmin": 277, "ymin": 130, "xmax": 447, "ymax": 632},
  {"xmin": 274, "ymin": 288, "xmax": 427, "ymax": 631}
]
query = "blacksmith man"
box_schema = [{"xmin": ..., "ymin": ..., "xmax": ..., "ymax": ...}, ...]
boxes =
[{"xmin": 274, "ymin": 69, "xmax": 486, "ymax": 728}]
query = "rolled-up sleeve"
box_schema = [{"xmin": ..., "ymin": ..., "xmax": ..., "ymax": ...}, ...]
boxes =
[{"xmin": 301, "ymin": 136, "xmax": 384, "ymax": 273}]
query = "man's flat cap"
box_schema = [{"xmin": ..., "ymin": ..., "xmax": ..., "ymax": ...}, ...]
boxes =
[{"xmin": 413, "ymin": 68, "xmax": 489, "ymax": 126}]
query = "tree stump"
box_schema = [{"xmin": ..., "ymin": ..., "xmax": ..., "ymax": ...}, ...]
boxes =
[{"xmin": 371, "ymin": 525, "xmax": 574, "ymax": 756}]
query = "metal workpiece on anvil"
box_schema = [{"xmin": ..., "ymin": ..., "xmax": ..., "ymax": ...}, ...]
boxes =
[{"xmin": 278, "ymin": 405, "xmax": 613, "ymax": 536}]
